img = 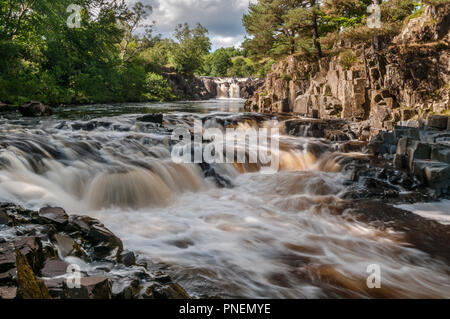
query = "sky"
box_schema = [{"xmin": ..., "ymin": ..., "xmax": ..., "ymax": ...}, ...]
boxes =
[{"xmin": 127, "ymin": 0, "xmax": 252, "ymax": 50}]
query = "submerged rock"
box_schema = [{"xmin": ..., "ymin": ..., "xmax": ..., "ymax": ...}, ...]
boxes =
[{"xmin": 137, "ymin": 113, "xmax": 164, "ymax": 125}]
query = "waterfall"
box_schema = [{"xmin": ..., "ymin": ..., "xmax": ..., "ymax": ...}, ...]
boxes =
[{"xmin": 212, "ymin": 78, "xmax": 248, "ymax": 99}]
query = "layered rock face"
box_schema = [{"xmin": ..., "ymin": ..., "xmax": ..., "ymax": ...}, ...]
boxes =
[
  {"xmin": 163, "ymin": 72, "xmax": 214, "ymax": 101},
  {"xmin": 245, "ymin": 4, "xmax": 450, "ymax": 135},
  {"xmin": 370, "ymin": 115, "xmax": 450, "ymax": 196}
]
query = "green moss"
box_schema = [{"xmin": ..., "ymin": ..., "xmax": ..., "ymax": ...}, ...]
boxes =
[{"xmin": 16, "ymin": 249, "xmax": 51, "ymax": 299}]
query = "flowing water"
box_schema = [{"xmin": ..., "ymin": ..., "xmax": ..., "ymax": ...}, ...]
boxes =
[
  {"xmin": 212, "ymin": 78, "xmax": 248, "ymax": 99},
  {"xmin": 0, "ymin": 100, "xmax": 449, "ymax": 298}
]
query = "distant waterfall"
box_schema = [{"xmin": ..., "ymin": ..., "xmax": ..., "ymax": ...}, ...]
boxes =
[{"xmin": 213, "ymin": 78, "xmax": 248, "ymax": 99}]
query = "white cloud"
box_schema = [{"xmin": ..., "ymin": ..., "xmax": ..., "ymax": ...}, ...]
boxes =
[
  {"xmin": 211, "ymin": 35, "xmax": 246, "ymax": 49},
  {"xmin": 128, "ymin": 0, "xmax": 251, "ymax": 49}
]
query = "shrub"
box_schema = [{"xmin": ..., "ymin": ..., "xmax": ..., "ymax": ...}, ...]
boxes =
[
  {"xmin": 143, "ymin": 73, "xmax": 176, "ymax": 102},
  {"xmin": 339, "ymin": 50, "xmax": 357, "ymax": 70}
]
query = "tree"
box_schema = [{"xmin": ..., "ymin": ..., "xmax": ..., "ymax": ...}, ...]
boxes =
[
  {"xmin": 201, "ymin": 48, "xmax": 233, "ymax": 76},
  {"xmin": 119, "ymin": 2, "xmax": 155, "ymax": 62},
  {"xmin": 242, "ymin": 0, "xmax": 324, "ymax": 59},
  {"xmin": 169, "ymin": 23, "xmax": 211, "ymax": 76},
  {"xmin": 227, "ymin": 57, "xmax": 255, "ymax": 78}
]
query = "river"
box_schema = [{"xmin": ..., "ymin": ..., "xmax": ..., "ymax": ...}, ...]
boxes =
[{"xmin": 0, "ymin": 100, "xmax": 448, "ymax": 298}]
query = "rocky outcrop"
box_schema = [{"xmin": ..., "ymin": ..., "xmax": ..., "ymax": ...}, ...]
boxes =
[
  {"xmin": 0, "ymin": 204, "xmax": 190, "ymax": 299},
  {"xmin": 245, "ymin": 4, "xmax": 450, "ymax": 136},
  {"xmin": 163, "ymin": 72, "xmax": 213, "ymax": 100},
  {"xmin": 395, "ymin": 4, "xmax": 450, "ymax": 44},
  {"xmin": 369, "ymin": 114, "xmax": 450, "ymax": 196}
]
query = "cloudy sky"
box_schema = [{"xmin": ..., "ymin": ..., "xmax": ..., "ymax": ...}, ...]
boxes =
[{"xmin": 127, "ymin": 0, "xmax": 252, "ymax": 50}]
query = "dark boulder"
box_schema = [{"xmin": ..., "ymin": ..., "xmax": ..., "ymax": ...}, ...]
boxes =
[
  {"xmin": 19, "ymin": 101, "xmax": 53, "ymax": 117},
  {"xmin": 14, "ymin": 237, "xmax": 44, "ymax": 273},
  {"xmin": 68, "ymin": 277, "xmax": 112, "ymax": 299},
  {"xmin": 38, "ymin": 207, "xmax": 68, "ymax": 229},
  {"xmin": 427, "ymin": 115, "xmax": 449, "ymax": 130},
  {"xmin": 41, "ymin": 259, "xmax": 70, "ymax": 278},
  {"xmin": 120, "ymin": 251, "xmax": 136, "ymax": 267},
  {"xmin": 137, "ymin": 113, "xmax": 164, "ymax": 125}
]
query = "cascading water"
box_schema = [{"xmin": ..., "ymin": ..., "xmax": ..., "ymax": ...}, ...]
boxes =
[
  {"xmin": 0, "ymin": 101, "xmax": 449, "ymax": 299},
  {"xmin": 214, "ymin": 78, "xmax": 248, "ymax": 99}
]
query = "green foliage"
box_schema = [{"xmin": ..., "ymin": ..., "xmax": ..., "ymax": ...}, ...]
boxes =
[
  {"xmin": 199, "ymin": 47, "xmax": 254, "ymax": 77},
  {"xmin": 0, "ymin": 1, "xmax": 212, "ymax": 105},
  {"xmin": 141, "ymin": 39, "xmax": 174, "ymax": 71},
  {"xmin": 339, "ymin": 50, "xmax": 357, "ymax": 70},
  {"xmin": 201, "ymin": 48, "xmax": 233, "ymax": 76},
  {"xmin": 256, "ymin": 59, "xmax": 275, "ymax": 78},
  {"xmin": 242, "ymin": 0, "xmax": 323, "ymax": 60},
  {"xmin": 227, "ymin": 57, "xmax": 255, "ymax": 78},
  {"xmin": 381, "ymin": 0, "xmax": 417, "ymax": 22},
  {"xmin": 143, "ymin": 72, "xmax": 176, "ymax": 101},
  {"xmin": 168, "ymin": 23, "xmax": 211, "ymax": 76}
]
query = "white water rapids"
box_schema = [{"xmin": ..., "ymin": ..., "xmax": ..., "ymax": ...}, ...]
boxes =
[{"xmin": 0, "ymin": 100, "xmax": 449, "ymax": 298}]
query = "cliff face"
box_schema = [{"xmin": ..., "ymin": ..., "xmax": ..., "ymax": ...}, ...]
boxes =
[{"xmin": 245, "ymin": 4, "xmax": 450, "ymax": 135}]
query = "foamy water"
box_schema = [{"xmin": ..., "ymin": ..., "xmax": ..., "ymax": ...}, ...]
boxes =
[{"xmin": 397, "ymin": 201, "xmax": 450, "ymax": 225}]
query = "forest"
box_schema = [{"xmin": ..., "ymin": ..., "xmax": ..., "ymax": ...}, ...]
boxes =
[{"xmin": 0, "ymin": 0, "xmax": 444, "ymax": 106}]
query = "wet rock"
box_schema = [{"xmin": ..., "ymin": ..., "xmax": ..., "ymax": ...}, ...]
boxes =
[
  {"xmin": 41, "ymin": 259, "xmax": 70, "ymax": 278},
  {"xmin": 0, "ymin": 204, "xmax": 36, "ymax": 226},
  {"xmin": 71, "ymin": 122, "xmax": 97, "ymax": 131},
  {"xmin": 19, "ymin": 101, "xmax": 53, "ymax": 117},
  {"xmin": 43, "ymin": 278, "xmax": 66, "ymax": 299},
  {"xmin": 69, "ymin": 215, "xmax": 94, "ymax": 233},
  {"xmin": 431, "ymin": 145, "xmax": 450, "ymax": 164},
  {"xmin": 339, "ymin": 141, "xmax": 368, "ymax": 153},
  {"xmin": 137, "ymin": 113, "xmax": 164, "ymax": 125},
  {"xmin": 0, "ymin": 242, "xmax": 16, "ymax": 273},
  {"xmin": 87, "ymin": 224, "xmax": 123, "ymax": 261},
  {"xmin": 427, "ymin": 115, "xmax": 449, "ymax": 130},
  {"xmin": 120, "ymin": 251, "xmax": 136, "ymax": 267},
  {"xmin": 154, "ymin": 273, "xmax": 172, "ymax": 284},
  {"xmin": 0, "ymin": 286, "xmax": 17, "ymax": 299},
  {"xmin": 0, "ymin": 268, "xmax": 16, "ymax": 285},
  {"xmin": 53, "ymin": 233, "xmax": 87, "ymax": 261},
  {"xmin": 68, "ymin": 277, "xmax": 112, "ymax": 299},
  {"xmin": 112, "ymin": 279, "xmax": 141, "ymax": 299},
  {"xmin": 14, "ymin": 237, "xmax": 44, "ymax": 273},
  {"xmin": 0, "ymin": 210, "xmax": 10, "ymax": 225},
  {"xmin": 202, "ymin": 164, "xmax": 233, "ymax": 188},
  {"xmin": 148, "ymin": 282, "xmax": 191, "ymax": 299},
  {"xmin": 38, "ymin": 207, "xmax": 68, "ymax": 228},
  {"xmin": 406, "ymin": 141, "xmax": 431, "ymax": 171},
  {"xmin": 424, "ymin": 161, "xmax": 450, "ymax": 195}
]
